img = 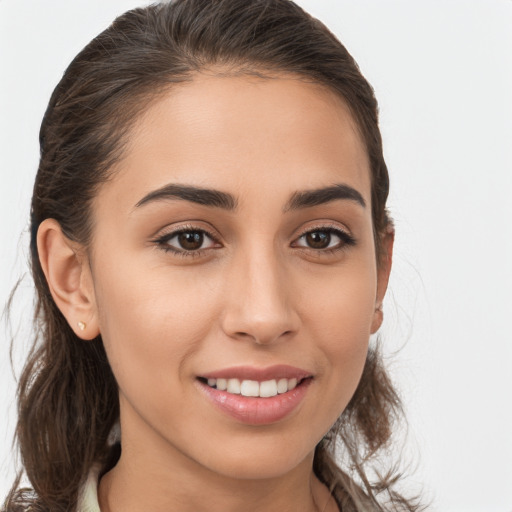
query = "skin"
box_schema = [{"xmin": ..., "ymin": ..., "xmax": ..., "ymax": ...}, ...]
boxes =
[{"xmin": 38, "ymin": 73, "xmax": 392, "ymax": 512}]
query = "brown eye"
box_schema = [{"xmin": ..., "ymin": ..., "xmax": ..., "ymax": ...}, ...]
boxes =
[
  {"xmin": 177, "ymin": 231, "xmax": 204, "ymax": 250},
  {"xmin": 294, "ymin": 227, "xmax": 356, "ymax": 252},
  {"xmin": 305, "ymin": 231, "xmax": 331, "ymax": 249},
  {"xmin": 158, "ymin": 228, "xmax": 218, "ymax": 254}
]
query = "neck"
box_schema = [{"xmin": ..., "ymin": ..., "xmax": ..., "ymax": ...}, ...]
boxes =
[
  {"xmin": 99, "ymin": 449, "xmax": 334, "ymax": 512},
  {"xmin": 98, "ymin": 421, "xmax": 335, "ymax": 512},
  {"xmin": 98, "ymin": 402, "xmax": 338, "ymax": 512}
]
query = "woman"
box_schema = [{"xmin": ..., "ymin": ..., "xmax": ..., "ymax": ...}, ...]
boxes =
[{"xmin": 3, "ymin": 0, "xmax": 421, "ymax": 511}]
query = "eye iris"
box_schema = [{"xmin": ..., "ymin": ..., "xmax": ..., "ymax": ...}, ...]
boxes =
[
  {"xmin": 306, "ymin": 231, "xmax": 330, "ymax": 249},
  {"xmin": 178, "ymin": 231, "xmax": 204, "ymax": 250}
]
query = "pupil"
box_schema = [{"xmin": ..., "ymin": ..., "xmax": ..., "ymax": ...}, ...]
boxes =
[
  {"xmin": 178, "ymin": 231, "xmax": 203, "ymax": 250},
  {"xmin": 306, "ymin": 231, "xmax": 330, "ymax": 249}
]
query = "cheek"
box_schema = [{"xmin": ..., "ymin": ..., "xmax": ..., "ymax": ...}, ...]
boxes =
[
  {"xmin": 92, "ymin": 256, "xmax": 223, "ymax": 395},
  {"xmin": 299, "ymin": 257, "xmax": 377, "ymax": 405},
  {"xmin": 301, "ymin": 252, "xmax": 377, "ymax": 338}
]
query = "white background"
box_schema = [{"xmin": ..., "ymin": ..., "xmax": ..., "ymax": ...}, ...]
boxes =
[{"xmin": 1, "ymin": 1, "xmax": 511, "ymax": 511}]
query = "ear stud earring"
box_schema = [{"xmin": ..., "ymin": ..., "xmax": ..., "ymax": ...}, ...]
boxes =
[
  {"xmin": 77, "ymin": 321, "xmax": 86, "ymax": 331},
  {"xmin": 375, "ymin": 303, "xmax": 383, "ymax": 312}
]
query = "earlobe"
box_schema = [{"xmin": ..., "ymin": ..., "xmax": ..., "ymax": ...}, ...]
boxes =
[
  {"xmin": 37, "ymin": 219, "xmax": 100, "ymax": 340},
  {"xmin": 370, "ymin": 227, "xmax": 394, "ymax": 334},
  {"xmin": 370, "ymin": 303, "xmax": 384, "ymax": 334}
]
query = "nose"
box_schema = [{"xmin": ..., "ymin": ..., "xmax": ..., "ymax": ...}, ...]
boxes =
[{"xmin": 220, "ymin": 248, "xmax": 300, "ymax": 345}]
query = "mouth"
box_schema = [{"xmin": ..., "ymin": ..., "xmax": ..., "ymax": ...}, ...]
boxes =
[{"xmin": 196, "ymin": 365, "xmax": 313, "ymax": 425}]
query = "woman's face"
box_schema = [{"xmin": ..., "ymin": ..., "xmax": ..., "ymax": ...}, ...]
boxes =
[{"xmin": 86, "ymin": 73, "xmax": 389, "ymax": 480}]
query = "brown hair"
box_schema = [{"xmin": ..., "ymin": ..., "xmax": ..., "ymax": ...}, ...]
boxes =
[{"xmin": 4, "ymin": 1, "xmax": 421, "ymax": 511}]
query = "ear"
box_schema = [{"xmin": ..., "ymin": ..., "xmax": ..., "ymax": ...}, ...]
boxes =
[
  {"xmin": 37, "ymin": 219, "xmax": 100, "ymax": 340},
  {"xmin": 370, "ymin": 226, "xmax": 394, "ymax": 334}
]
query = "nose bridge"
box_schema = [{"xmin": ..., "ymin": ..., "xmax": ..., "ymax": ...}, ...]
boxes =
[{"xmin": 221, "ymin": 241, "xmax": 298, "ymax": 344}]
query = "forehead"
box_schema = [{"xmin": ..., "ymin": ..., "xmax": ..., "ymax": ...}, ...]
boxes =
[{"xmin": 97, "ymin": 73, "xmax": 371, "ymax": 213}]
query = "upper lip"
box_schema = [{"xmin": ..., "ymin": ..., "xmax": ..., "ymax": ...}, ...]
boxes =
[{"xmin": 199, "ymin": 364, "xmax": 312, "ymax": 382}]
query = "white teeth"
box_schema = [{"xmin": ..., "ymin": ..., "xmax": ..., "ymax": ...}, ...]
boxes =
[
  {"xmin": 277, "ymin": 378, "xmax": 288, "ymax": 394},
  {"xmin": 204, "ymin": 377, "xmax": 303, "ymax": 397},
  {"xmin": 240, "ymin": 380, "xmax": 259, "ymax": 397},
  {"xmin": 227, "ymin": 378, "xmax": 241, "ymax": 394},
  {"xmin": 259, "ymin": 379, "xmax": 278, "ymax": 398}
]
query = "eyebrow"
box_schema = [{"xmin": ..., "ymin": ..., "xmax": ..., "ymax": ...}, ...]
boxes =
[
  {"xmin": 134, "ymin": 184, "xmax": 238, "ymax": 210},
  {"xmin": 284, "ymin": 184, "xmax": 366, "ymax": 211},
  {"xmin": 134, "ymin": 182, "xmax": 365, "ymax": 212}
]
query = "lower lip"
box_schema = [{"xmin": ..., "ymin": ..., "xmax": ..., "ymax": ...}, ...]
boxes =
[{"xmin": 197, "ymin": 379, "xmax": 312, "ymax": 425}]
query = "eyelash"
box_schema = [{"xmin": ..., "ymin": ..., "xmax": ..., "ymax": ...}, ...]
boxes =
[
  {"xmin": 153, "ymin": 224, "xmax": 356, "ymax": 258},
  {"xmin": 153, "ymin": 224, "xmax": 220, "ymax": 258},
  {"xmin": 293, "ymin": 225, "xmax": 356, "ymax": 255}
]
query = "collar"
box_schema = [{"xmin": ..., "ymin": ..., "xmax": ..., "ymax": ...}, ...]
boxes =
[{"xmin": 76, "ymin": 464, "xmax": 101, "ymax": 512}]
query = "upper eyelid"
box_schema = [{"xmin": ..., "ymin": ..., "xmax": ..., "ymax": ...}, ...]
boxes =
[
  {"xmin": 155, "ymin": 223, "xmax": 350, "ymax": 237},
  {"xmin": 153, "ymin": 223, "xmax": 220, "ymax": 241},
  {"xmin": 295, "ymin": 222, "xmax": 352, "ymax": 238}
]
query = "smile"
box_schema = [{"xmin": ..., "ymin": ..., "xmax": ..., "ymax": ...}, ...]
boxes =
[{"xmin": 196, "ymin": 365, "xmax": 313, "ymax": 425}]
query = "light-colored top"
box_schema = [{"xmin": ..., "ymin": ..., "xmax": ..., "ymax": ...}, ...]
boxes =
[{"xmin": 76, "ymin": 465, "xmax": 101, "ymax": 512}]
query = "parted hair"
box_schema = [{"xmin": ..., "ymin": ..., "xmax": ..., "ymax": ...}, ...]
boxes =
[{"xmin": 4, "ymin": 1, "xmax": 421, "ymax": 511}]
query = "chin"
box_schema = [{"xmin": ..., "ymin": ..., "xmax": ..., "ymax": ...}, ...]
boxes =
[{"xmin": 193, "ymin": 433, "xmax": 318, "ymax": 481}]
